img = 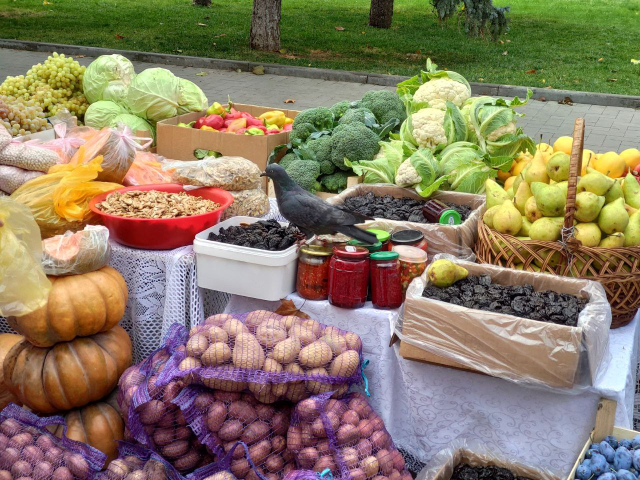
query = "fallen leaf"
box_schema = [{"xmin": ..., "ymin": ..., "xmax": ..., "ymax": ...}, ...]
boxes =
[
  {"xmin": 197, "ymin": 22, "xmax": 207, "ymax": 26},
  {"xmin": 506, "ymin": 39, "xmax": 511, "ymax": 43},
  {"xmin": 335, "ymin": 26, "xmax": 344, "ymax": 31},
  {"xmin": 478, "ymin": 78, "xmax": 484, "ymax": 82},
  {"xmin": 204, "ymin": 15, "xmax": 210, "ymax": 20},
  {"xmin": 115, "ymin": 34, "xmax": 125, "ymax": 39},
  {"xmin": 236, "ymin": 68, "xmax": 242, "ymax": 73},
  {"xmin": 361, "ymin": 31, "xmax": 366, "ymax": 34},
  {"xmin": 274, "ymin": 299, "xmax": 310, "ymax": 319},
  {"xmin": 541, "ymin": 79, "xmax": 546, "ymax": 83},
  {"xmin": 252, "ymin": 65, "xmax": 265, "ymax": 75},
  {"xmin": 196, "ymin": 72, "xmax": 208, "ymax": 76},
  {"xmin": 558, "ymin": 96, "xmax": 573, "ymax": 105},
  {"xmin": 499, "ymin": 40, "xmax": 504, "ymax": 44},
  {"xmin": 525, "ymin": 69, "xmax": 536, "ymax": 74},
  {"xmin": 213, "ymin": 43, "xmax": 216, "ymax": 46},
  {"xmin": 215, "ymin": 33, "xmax": 226, "ymax": 37},
  {"xmin": 545, "ymin": 86, "xmax": 553, "ymax": 89},
  {"xmin": 608, "ymin": 78, "xmax": 618, "ymax": 82},
  {"xmin": 598, "ymin": 57, "xmax": 604, "ymax": 61},
  {"xmin": 42, "ymin": 1, "xmax": 52, "ymax": 5},
  {"xmin": 279, "ymin": 48, "xmax": 287, "ymax": 53},
  {"xmin": 76, "ymin": 55, "xmax": 85, "ymax": 58},
  {"xmin": 284, "ymin": 99, "xmax": 296, "ymax": 103},
  {"xmin": 538, "ymin": 97, "xmax": 547, "ymax": 102},
  {"xmin": 502, "ymin": 51, "xmax": 508, "ymax": 56},
  {"xmin": 174, "ymin": 49, "xmax": 183, "ymax": 53},
  {"xmin": 632, "ymin": 59, "xmax": 640, "ymax": 65}
]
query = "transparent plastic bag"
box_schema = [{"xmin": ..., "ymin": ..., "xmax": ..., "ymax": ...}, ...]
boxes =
[
  {"xmin": 397, "ymin": 254, "xmax": 612, "ymax": 391},
  {"xmin": 41, "ymin": 225, "xmax": 111, "ymax": 275},
  {"xmin": 39, "ymin": 123, "xmax": 90, "ymax": 163},
  {"xmin": 166, "ymin": 156, "xmax": 262, "ymax": 191},
  {"xmin": 123, "ymin": 151, "xmax": 176, "ymax": 186},
  {"xmin": 0, "ymin": 165, "xmax": 44, "ymax": 194},
  {"xmin": 10, "ymin": 156, "xmax": 123, "ymax": 238},
  {"xmin": 0, "ymin": 125, "xmax": 60, "ymax": 172},
  {"xmin": 0, "ymin": 197, "xmax": 51, "ymax": 317},
  {"xmin": 223, "ymin": 189, "xmax": 270, "ymax": 220},
  {"xmin": 70, "ymin": 125, "xmax": 153, "ymax": 183}
]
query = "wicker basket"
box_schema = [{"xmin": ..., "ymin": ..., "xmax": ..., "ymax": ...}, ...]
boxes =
[{"xmin": 475, "ymin": 118, "xmax": 640, "ymax": 328}]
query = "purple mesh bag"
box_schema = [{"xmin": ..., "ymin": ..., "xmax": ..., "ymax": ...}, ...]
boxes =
[
  {"xmin": 96, "ymin": 442, "xmax": 184, "ymax": 480},
  {"xmin": 117, "ymin": 324, "xmax": 215, "ymax": 473},
  {"xmin": 173, "ymin": 386, "xmax": 296, "ymax": 480},
  {"xmin": 0, "ymin": 402, "xmax": 106, "ymax": 479},
  {"xmin": 156, "ymin": 311, "xmax": 364, "ymax": 403},
  {"xmin": 286, "ymin": 393, "xmax": 412, "ymax": 480}
]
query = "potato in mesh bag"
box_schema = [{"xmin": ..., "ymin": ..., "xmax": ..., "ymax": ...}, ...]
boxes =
[
  {"xmin": 223, "ymin": 189, "xmax": 270, "ymax": 220},
  {"xmin": 166, "ymin": 156, "xmax": 262, "ymax": 191}
]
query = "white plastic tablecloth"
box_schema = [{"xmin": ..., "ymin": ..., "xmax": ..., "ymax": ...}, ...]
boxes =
[{"xmin": 224, "ymin": 293, "xmax": 640, "ymax": 477}]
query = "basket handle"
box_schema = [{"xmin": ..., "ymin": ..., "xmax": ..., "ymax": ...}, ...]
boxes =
[{"xmin": 563, "ymin": 118, "xmax": 585, "ymax": 231}]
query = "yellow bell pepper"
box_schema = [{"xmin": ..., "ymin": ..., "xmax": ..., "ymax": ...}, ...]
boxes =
[
  {"xmin": 284, "ymin": 117, "xmax": 294, "ymax": 125},
  {"xmin": 199, "ymin": 125, "xmax": 217, "ymax": 131},
  {"xmin": 258, "ymin": 110, "xmax": 286, "ymax": 128}
]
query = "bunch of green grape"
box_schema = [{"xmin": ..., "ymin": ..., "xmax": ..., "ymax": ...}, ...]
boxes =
[
  {"xmin": 0, "ymin": 95, "xmax": 51, "ymax": 136},
  {"xmin": 0, "ymin": 52, "xmax": 88, "ymax": 118}
]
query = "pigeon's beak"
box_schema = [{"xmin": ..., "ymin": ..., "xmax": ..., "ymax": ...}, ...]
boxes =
[{"xmin": 260, "ymin": 172, "xmax": 267, "ymax": 177}]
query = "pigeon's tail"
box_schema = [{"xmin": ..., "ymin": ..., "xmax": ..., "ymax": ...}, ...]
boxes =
[{"xmin": 335, "ymin": 225, "xmax": 379, "ymax": 245}]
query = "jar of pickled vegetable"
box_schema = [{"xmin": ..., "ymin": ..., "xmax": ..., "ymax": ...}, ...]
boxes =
[
  {"xmin": 347, "ymin": 239, "xmax": 383, "ymax": 253},
  {"xmin": 366, "ymin": 229, "xmax": 391, "ymax": 251},
  {"xmin": 296, "ymin": 245, "xmax": 333, "ymax": 300},
  {"xmin": 390, "ymin": 229, "xmax": 428, "ymax": 253},
  {"xmin": 370, "ymin": 251, "xmax": 403, "ymax": 309},
  {"xmin": 328, "ymin": 245, "xmax": 370, "ymax": 309},
  {"xmin": 392, "ymin": 245, "xmax": 428, "ymax": 295}
]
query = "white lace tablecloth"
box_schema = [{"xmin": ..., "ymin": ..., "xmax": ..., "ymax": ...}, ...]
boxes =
[{"xmin": 224, "ymin": 293, "xmax": 640, "ymax": 477}]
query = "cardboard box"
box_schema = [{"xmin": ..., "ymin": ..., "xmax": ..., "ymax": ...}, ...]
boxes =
[
  {"xmin": 267, "ymin": 175, "xmax": 364, "ymax": 200},
  {"xmin": 400, "ymin": 259, "xmax": 611, "ymax": 389},
  {"xmin": 16, "ymin": 129, "xmax": 56, "ymax": 142},
  {"xmin": 156, "ymin": 105, "xmax": 298, "ymax": 191}
]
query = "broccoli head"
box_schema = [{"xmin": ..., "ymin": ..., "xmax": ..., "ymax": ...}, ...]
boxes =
[
  {"xmin": 330, "ymin": 123, "xmax": 381, "ymax": 170},
  {"xmin": 290, "ymin": 122, "xmax": 315, "ymax": 146},
  {"xmin": 284, "ymin": 159, "xmax": 321, "ymax": 192},
  {"xmin": 329, "ymin": 101, "xmax": 351, "ymax": 120},
  {"xmin": 292, "ymin": 106, "xmax": 334, "ymax": 131},
  {"xmin": 278, "ymin": 152, "xmax": 298, "ymax": 170},
  {"xmin": 360, "ymin": 90, "xmax": 407, "ymax": 125},
  {"xmin": 320, "ymin": 171, "xmax": 350, "ymax": 193},
  {"xmin": 304, "ymin": 136, "xmax": 335, "ymax": 175},
  {"xmin": 338, "ymin": 107, "xmax": 377, "ymax": 127}
]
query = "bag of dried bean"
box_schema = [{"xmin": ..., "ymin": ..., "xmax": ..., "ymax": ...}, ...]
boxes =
[{"xmin": 0, "ymin": 126, "xmax": 59, "ymax": 173}]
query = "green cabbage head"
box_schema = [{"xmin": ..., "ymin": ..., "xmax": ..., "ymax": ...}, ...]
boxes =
[
  {"xmin": 84, "ymin": 100, "xmax": 127, "ymax": 129},
  {"xmin": 83, "ymin": 54, "xmax": 136, "ymax": 104},
  {"xmin": 177, "ymin": 79, "xmax": 208, "ymax": 115},
  {"xmin": 126, "ymin": 68, "xmax": 181, "ymax": 122},
  {"xmin": 111, "ymin": 113, "xmax": 156, "ymax": 142}
]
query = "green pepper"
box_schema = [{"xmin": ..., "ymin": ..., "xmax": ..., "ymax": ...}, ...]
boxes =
[
  {"xmin": 177, "ymin": 121, "xmax": 196, "ymax": 128},
  {"xmin": 245, "ymin": 127, "xmax": 266, "ymax": 135}
]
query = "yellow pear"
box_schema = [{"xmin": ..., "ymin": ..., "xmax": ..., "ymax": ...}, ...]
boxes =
[
  {"xmin": 531, "ymin": 182, "xmax": 566, "ymax": 217},
  {"xmin": 599, "ymin": 233, "xmax": 625, "ymax": 248},
  {"xmin": 581, "ymin": 150, "xmax": 596, "ymax": 176},
  {"xmin": 511, "ymin": 160, "xmax": 529, "ymax": 177},
  {"xmin": 427, "ymin": 259, "xmax": 469, "ymax": 287},
  {"xmin": 483, "ymin": 205, "xmax": 500, "ymax": 228},
  {"xmin": 623, "ymin": 211, "xmax": 640, "ymax": 247},
  {"xmin": 512, "ymin": 173, "xmax": 525, "ymax": 195},
  {"xmin": 574, "ymin": 223, "xmax": 602, "ymax": 247},
  {"xmin": 485, "ymin": 178, "xmax": 511, "ymax": 209},
  {"xmin": 594, "ymin": 151, "xmax": 626, "ymax": 178},
  {"xmin": 574, "ymin": 191, "xmax": 605, "ymax": 222},
  {"xmin": 597, "ymin": 197, "xmax": 629, "ymax": 234},
  {"xmin": 514, "ymin": 181, "xmax": 533, "ymax": 215},
  {"xmin": 622, "ymin": 173, "xmax": 640, "ymax": 209},
  {"xmin": 529, "ymin": 217, "xmax": 563, "ymax": 241},
  {"xmin": 556, "ymin": 181, "xmax": 569, "ymax": 197},
  {"xmin": 620, "ymin": 148, "xmax": 640, "ymax": 172},
  {"xmin": 517, "ymin": 218, "xmax": 532, "ymax": 237},
  {"xmin": 553, "ymin": 136, "xmax": 573, "ymax": 155},
  {"xmin": 625, "ymin": 204, "xmax": 638, "ymax": 216},
  {"xmin": 525, "ymin": 153, "xmax": 549, "ymax": 184},
  {"xmin": 604, "ymin": 179, "xmax": 624, "ymax": 204},
  {"xmin": 546, "ymin": 152, "xmax": 571, "ymax": 182},
  {"xmin": 534, "ymin": 249, "xmax": 564, "ymax": 269},
  {"xmin": 492, "ymin": 200, "xmax": 522, "ymax": 235},
  {"xmin": 506, "ymin": 187, "xmax": 514, "ymax": 199},
  {"xmin": 504, "ymin": 176, "xmax": 516, "ymax": 191},
  {"xmin": 577, "ymin": 168, "xmax": 615, "ymax": 196},
  {"xmin": 524, "ymin": 196, "xmax": 543, "ymax": 223}
]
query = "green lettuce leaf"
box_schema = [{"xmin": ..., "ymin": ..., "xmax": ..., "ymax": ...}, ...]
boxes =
[{"xmin": 344, "ymin": 140, "xmax": 405, "ymax": 184}]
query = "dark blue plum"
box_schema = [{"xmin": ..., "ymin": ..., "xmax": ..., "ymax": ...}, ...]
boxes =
[
  {"xmin": 621, "ymin": 440, "xmax": 633, "ymax": 450},
  {"xmin": 606, "ymin": 436, "xmax": 620, "ymax": 449},
  {"xmin": 616, "ymin": 470, "xmax": 636, "ymax": 480},
  {"xmin": 601, "ymin": 442, "xmax": 617, "ymax": 463},
  {"xmin": 599, "ymin": 473, "xmax": 617, "ymax": 480},
  {"xmin": 632, "ymin": 449, "xmax": 640, "ymax": 470},
  {"xmin": 632, "ymin": 435, "xmax": 640, "ymax": 450},
  {"xmin": 577, "ymin": 463, "xmax": 593, "ymax": 480},
  {"xmin": 616, "ymin": 447, "xmax": 633, "ymax": 471},
  {"xmin": 593, "ymin": 453, "xmax": 611, "ymax": 475},
  {"xmin": 592, "ymin": 444, "xmax": 603, "ymax": 453}
]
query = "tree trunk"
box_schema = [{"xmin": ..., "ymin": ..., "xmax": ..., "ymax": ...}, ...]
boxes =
[
  {"xmin": 250, "ymin": 0, "xmax": 281, "ymax": 51},
  {"xmin": 192, "ymin": 0, "xmax": 211, "ymax": 7},
  {"xmin": 369, "ymin": 0, "xmax": 394, "ymax": 28}
]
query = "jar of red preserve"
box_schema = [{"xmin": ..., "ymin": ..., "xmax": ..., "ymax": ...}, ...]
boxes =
[
  {"xmin": 296, "ymin": 245, "xmax": 333, "ymax": 300},
  {"xmin": 390, "ymin": 229, "xmax": 428, "ymax": 253},
  {"xmin": 392, "ymin": 245, "xmax": 428, "ymax": 295},
  {"xmin": 370, "ymin": 251, "xmax": 403, "ymax": 309},
  {"xmin": 328, "ymin": 245, "xmax": 370, "ymax": 309},
  {"xmin": 366, "ymin": 229, "xmax": 392, "ymax": 251}
]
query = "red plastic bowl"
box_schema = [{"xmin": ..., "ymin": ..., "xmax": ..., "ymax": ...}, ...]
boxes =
[{"xmin": 89, "ymin": 184, "xmax": 234, "ymax": 250}]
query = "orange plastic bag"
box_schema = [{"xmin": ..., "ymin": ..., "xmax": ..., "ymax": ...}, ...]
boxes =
[
  {"xmin": 10, "ymin": 156, "xmax": 122, "ymax": 238},
  {"xmin": 123, "ymin": 152, "xmax": 175, "ymax": 186}
]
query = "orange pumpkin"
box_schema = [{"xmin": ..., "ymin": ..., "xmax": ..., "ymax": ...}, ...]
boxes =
[
  {"xmin": 3, "ymin": 325, "xmax": 132, "ymax": 414},
  {"xmin": 52, "ymin": 390, "xmax": 124, "ymax": 463},
  {"xmin": 7, "ymin": 266, "xmax": 128, "ymax": 347},
  {"xmin": 0, "ymin": 333, "xmax": 23, "ymax": 410}
]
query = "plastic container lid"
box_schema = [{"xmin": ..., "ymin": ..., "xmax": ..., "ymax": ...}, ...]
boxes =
[
  {"xmin": 300, "ymin": 244, "xmax": 333, "ymax": 256},
  {"xmin": 333, "ymin": 245, "xmax": 370, "ymax": 259},
  {"xmin": 439, "ymin": 209, "xmax": 462, "ymax": 225},
  {"xmin": 370, "ymin": 251, "xmax": 399, "ymax": 261},
  {"xmin": 392, "ymin": 245, "xmax": 428, "ymax": 262},
  {"xmin": 347, "ymin": 239, "xmax": 383, "ymax": 252},
  {"xmin": 390, "ymin": 229, "xmax": 425, "ymax": 245},
  {"xmin": 367, "ymin": 229, "xmax": 391, "ymax": 243}
]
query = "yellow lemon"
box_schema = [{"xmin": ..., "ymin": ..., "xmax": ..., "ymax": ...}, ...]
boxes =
[
  {"xmin": 504, "ymin": 176, "xmax": 516, "ymax": 191},
  {"xmin": 497, "ymin": 169, "xmax": 511, "ymax": 182},
  {"xmin": 538, "ymin": 142, "xmax": 553, "ymax": 154},
  {"xmin": 594, "ymin": 151, "xmax": 626, "ymax": 178},
  {"xmin": 553, "ymin": 136, "xmax": 573, "ymax": 155},
  {"xmin": 511, "ymin": 160, "xmax": 529, "ymax": 177},
  {"xmin": 620, "ymin": 148, "xmax": 640, "ymax": 172}
]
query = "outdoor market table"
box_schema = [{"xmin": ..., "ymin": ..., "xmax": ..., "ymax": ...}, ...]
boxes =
[{"xmin": 223, "ymin": 292, "xmax": 640, "ymax": 478}]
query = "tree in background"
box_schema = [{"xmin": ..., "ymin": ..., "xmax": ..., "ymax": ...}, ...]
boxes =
[
  {"xmin": 250, "ymin": 0, "xmax": 282, "ymax": 51},
  {"xmin": 432, "ymin": 0, "xmax": 509, "ymax": 37},
  {"xmin": 369, "ymin": 0, "xmax": 394, "ymax": 28}
]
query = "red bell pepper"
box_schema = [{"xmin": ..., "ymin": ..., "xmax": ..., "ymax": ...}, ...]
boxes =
[
  {"xmin": 236, "ymin": 128, "xmax": 248, "ymax": 134},
  {"xmin": 265, "ymin": 129, "xmax": 281, "ymax": 135},
  {"xmin": 195, "ymin": 114, "xmax": 225, "ymax": 130},
  {"xmin": 246, "ymin": 117, "xmax": 266, "ymax": 128},
  {"xmin": 283, "ymin": 123, "xmax": 293, "ymax": 132},
  {"xmin": 227, "ymin": 118, "xmax": 247, "ymax": 133}
]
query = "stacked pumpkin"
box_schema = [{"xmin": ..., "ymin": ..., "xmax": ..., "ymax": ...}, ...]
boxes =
[{"xmin": 0, "ymin": 266, "xmax": 133, "ymax": 462}]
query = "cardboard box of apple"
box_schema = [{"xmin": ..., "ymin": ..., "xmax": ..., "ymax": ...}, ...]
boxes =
[{"xmin": 176, "ymin": 101, "xmax": 294, "ymax": 135}]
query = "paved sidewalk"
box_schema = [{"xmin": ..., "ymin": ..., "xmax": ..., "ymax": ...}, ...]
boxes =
[{"xmin": 2, "ymin": 48, "xmax": 639, "ymax": 151}]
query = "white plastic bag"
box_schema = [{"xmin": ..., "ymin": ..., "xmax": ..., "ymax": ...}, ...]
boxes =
[{"xmin": 41, "ymin": 225, "xmax": 111, "ymax": 275}]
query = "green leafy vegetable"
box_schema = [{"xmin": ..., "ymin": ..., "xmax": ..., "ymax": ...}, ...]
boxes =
[
  {"xmin": 345, "ymin": 140, "xmax": 404, "ymax": 184},
  {"xmin": 126, "ymin": 68, "xmax": 181, "ymax": 122},
  {"xmin": 83, "ymin": 54, "xmax": 136, "ymax": 105}
]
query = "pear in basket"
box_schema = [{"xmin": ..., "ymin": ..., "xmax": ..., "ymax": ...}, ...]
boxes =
[
  {"xmin": 623, "ymin": 173, "xmax": 640, "ymax": 209},
  {"xmin": 578, "ymin": 168, "xmax": 615, "ymax": 196},
  {"xmin": 605, "ymin": 179, "xmax": 624, "ymax": 203},
  {"xmin": 623, "ymin": 211, "xmax": 640, "ymax": 246},
  {"xmin": 598, "ymin": 198, "xmax": 629, "ymax": 235},
  {"xmin": 574, "ymin": 192, "xmax": 605, "ymax": 223}
]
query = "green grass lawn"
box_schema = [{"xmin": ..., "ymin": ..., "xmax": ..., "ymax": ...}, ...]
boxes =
[{"xmin": 1, "ymin": 0, "xmax": 640, "ymax": 95}]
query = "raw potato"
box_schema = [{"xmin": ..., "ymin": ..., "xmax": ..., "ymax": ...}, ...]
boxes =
[
  {"xmin": 232, "ymin": 333, "xmax": 266, "ymax": 370},
  {"xmin": 205, "ymin": 314, "xmax": 236, "ymax": 327},
  {"xmin": 377, "ymin": 449, "xmax": 394, "ymax": 475},
  {"xmin": 219, "ymin": 419, "xmax": 244, "ymax": 442},
  {"xmin": 329, "ymin": 350, "xmax": 360, "ymax": 377},
  {"xmin": 342, "ymin": 447, "xmax": 360, "ymax": 468},
  {"xmin": 223, "ymin": 318, "xmax": 250, "ymax": 338},
  {"xmin": 207, "ymin": 326, "xmax": 230, "ymax": 343},
  {"xmin": 179, "ymin": 357, "xmax": 202, "ymax": 371},
  {"xmin": 344, "ymin": 332, "xmax": 363, "ymax": 351},
  {"xmin": 207, "ymin": 401, "xmax": 227, "ymax": 432},
  {"xmin": 305, "ymin": 368, "xmax": 334, "ymax": 395},
  {"xmin": 280, "ymin": 316, "xmax": 302, "ymax": 331},
  {"xmin": 247, "ymin": 438, "xmax": 271, "ymax": 464},
  {"xmin": 271, "ymin": 337, "xmax": 301, "ymax": 364},
  {"xmin": 244, "ymin": 310, "xmax": 277, "ymax": 331},
  {"xmin": 289, "ymin": 325, "xmax": 317, "ymax": 346},
  {"xmin": 361, "ymin": 456, "xmax": 380, "ymax": 478},
  {"xmin": 301, "ymin": 319, "xmax": 322, "ymax": 337},
  {"xmin": 299, "ymin": 341, "xmax": 333, "ymax": 368},
  {"xmin": 285, "ymin": 382, "xmax": 308, "ymax": 403},
  {"xmin": 228, "ymin": 401, "xmax": 258, "ymax": 424},
  {"xmin": 204, "ymin": 472, "xmax": 238, "ymax": 480},
  {"xmin": 187, "ymin": 334, "xmax": 210, "ymax": 357},
  {"xmin": 256, "ymin": 324, "xmax": 287, "ymax": 348},
  {"xmin": 336, "ymin": 423, "xmax": 359, "ymax": 446},
  {"xmin": 321, "ymin": 334, "xmax": 348, "ymax": 355},
  {"xmin": 201, "ymin": 342, "xmax": 232, "ymax": 366}
]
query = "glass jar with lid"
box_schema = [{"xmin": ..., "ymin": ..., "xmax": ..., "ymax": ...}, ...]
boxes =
[
  {"xmin": 296, "ymin": 245, "xmax": 333, "ymax": 300},
  {"xmin": 390, "ymin": 229, "xmax": 427, "ymax": 253},
  {"xmin": 366, "ymin": 229, "xmax": 391, "ymax": 251},
  {"xmin": 347, "ymin": 239, "xmax": 383, "ymax": 253},
  {"xmin": 370, "ymin": 251, "xmax": 403, "ymax": 309},
  {"xmin": 392, "ymin": 245, "xmax": 428, "ymax": 295},
  {"xmin": 422, "ymin": 199, "xmax": 462, "ymax": 225},
  {"xmin": 328, "ymin": 245, "xmax": 370, "ymax": 309}
]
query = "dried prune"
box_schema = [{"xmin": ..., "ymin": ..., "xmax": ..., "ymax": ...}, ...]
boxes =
[
  {"xmin": 207, "ymin": 220, "xmax": 302, "ymax": 251},
  {"xmin": 452, "ymin": 464, "xmax": 523, "ymax": 480}
]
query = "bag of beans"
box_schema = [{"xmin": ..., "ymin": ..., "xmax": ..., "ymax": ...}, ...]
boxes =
[
  {"xmin": 0, "ymin": 128, "xmax": 60, "ymax": 173},
  {"xmin": 286, "ymin": 393, "xmax": 411, "ymax": 480},
  {"xmin": 156, "ymin": 311, "xmax": 364, "ymax": 404},
  {"xmin": 222, "ymin": 189, "xmax": 270, "ymax": 220},
  {"xmin": 0, "ymin": 403, "xmax": 106, "ymax": 479},
  {"xmin": 174, "ymin": 386, "xmax": 296, "ymax": 480},
  {"xmin": 0, "ymin": 165, "xmax": 43, "ymax": 195},
  {"xmin": 118, "ymin": 325, "xmax": 215, "ymax": 474}
]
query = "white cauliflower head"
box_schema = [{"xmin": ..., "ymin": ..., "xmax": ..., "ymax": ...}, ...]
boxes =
[
  {"xmin": 413, "ymin": 77, "xmax": 471, "ymax": 110},
  {"xmin": 395, "ymin": 159, "xmax": 422, "ymax": 187},
  {"xmin": 410, "ymin": 108, "xmax": 447, "ymax": 150},
  {"xmin": 486, "ymin": 122, "xmax": 517, "ymax": 142}
]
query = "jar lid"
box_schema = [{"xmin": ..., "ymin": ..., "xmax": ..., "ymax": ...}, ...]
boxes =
[
  {"xmin": 440, "ymin": 209, "xmax": 462, "ymax": 225},
  {"xmin": 366, "ymin": 229, "xmax": 391, "ymax": 243},
  {"xmin": 333, "ymin": 245, "xmax": 370, "ymax": 259},
  {"xmin": 300, "ymin": 244, "xmax": 333, "ymax": 256},
  {"xmin": 370, "ymin": 251, "xmax": 399, "ymax": 261},
  {"xmin": 392, "ymin": 245, "xmax": 428, "ymax": 262},
  {"xmin": 390, "ymin": 229, "xmax": 425, "ymax": 245},
  {"xmin": 347, "ymin": 239, "xmax": 383, "ymax": 252}
]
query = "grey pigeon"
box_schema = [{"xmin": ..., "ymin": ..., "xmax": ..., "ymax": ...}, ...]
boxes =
[{"xmin": 261, "ymin": 164, "xmax": 378, "ymax": 244}]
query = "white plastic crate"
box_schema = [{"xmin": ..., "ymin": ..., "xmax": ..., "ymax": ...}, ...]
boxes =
[{"xmin": 194, "ymin": 216, "xmax": 298, "ymax": 301}]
